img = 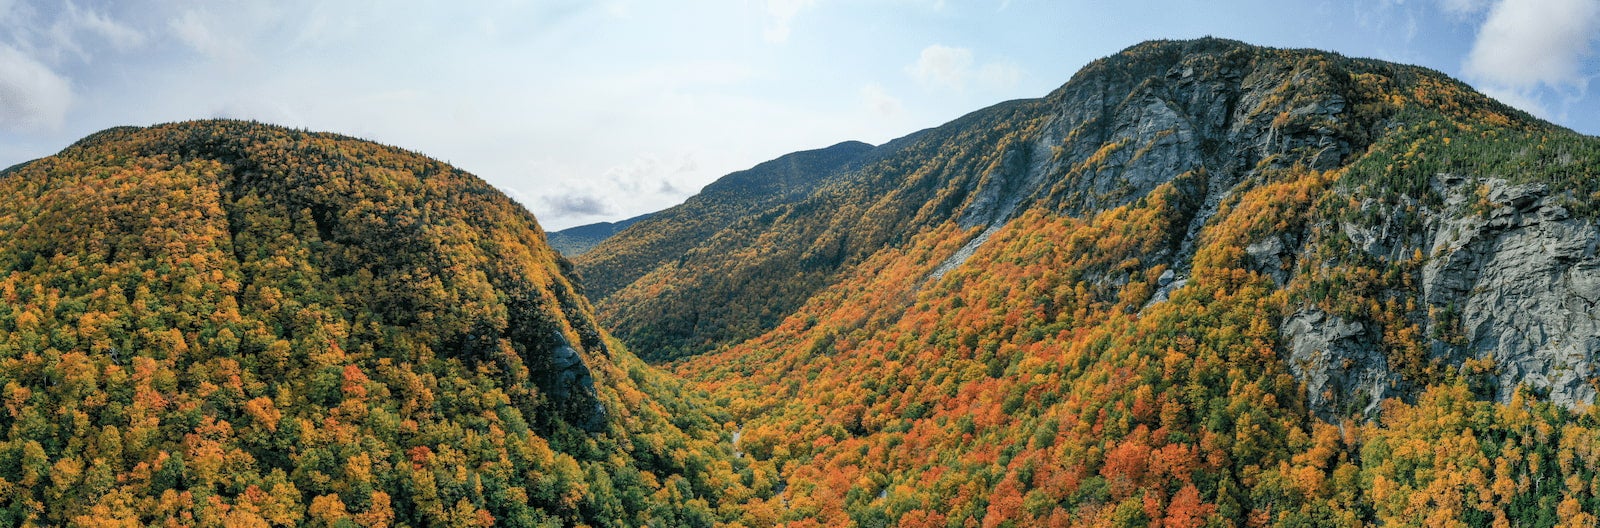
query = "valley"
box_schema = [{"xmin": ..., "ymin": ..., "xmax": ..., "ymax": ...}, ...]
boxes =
[{"xmin": 5, "ymin": 37, "xmax": 1600, "ymax": 526}]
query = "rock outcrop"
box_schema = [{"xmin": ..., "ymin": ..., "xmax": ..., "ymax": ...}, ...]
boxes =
[
  {"xmin": 1422, "ymin": 177, "xmax": 1600, "ymax": 407},
  {"xmin": 1282, "ymin": 308, "xmax": 1399, "ymax": 420},
  {"xmin": 543, "ymin": 335, "xmax": 607, "ymax": 432},
  {"xmin": 577, "ymin": 38, "xmax": 1599, "ymax": 422},
  {"xmin": 947, "ymin": 40, "xmax": 1363, "ymax": 289},
  {"xmin": 1283, "ymin": 175, "xmax": 1600, "ymax": 417}
]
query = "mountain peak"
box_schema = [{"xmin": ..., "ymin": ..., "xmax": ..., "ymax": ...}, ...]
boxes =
[
  {"xmin": 576, "ymin": 38, "xmax": 1600, "ymax": 527},
  {"xmin": 581, "ymin": 35, "xmax": 1568, "ymax": 364},
  {"xmin": 11, "ymin": 38, "xmax": 1600, "ymax": 527},
  {"xmin": 699, "ymin": 139, "xmax": 875, "ymax": 197},
  {"xmin": 0, "ymin": 118, "xmax": 746, "ymax": 524}
]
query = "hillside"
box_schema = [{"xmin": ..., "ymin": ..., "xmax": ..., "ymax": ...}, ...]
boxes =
[
  {"xmin": 574, "ymin": 139, "xmax": 875, "ymax": 337},
  {"xmin": 590, "ymin": 38, "xmax": 1600, "ymax": 525},
  {"xmin": 583, "ymin": 109, "xmax": 1052, "ymax": 361},
  {"xmin": 0, "ymin": 121, "xmax": 756, "ymax": 526},
  {"xmin": 547, "ymin": 213, "xmax": 653, "ymax": 257},
  {"xmin": 10, "ymin": 37, "xmax": 1600, "ymax": 527}
]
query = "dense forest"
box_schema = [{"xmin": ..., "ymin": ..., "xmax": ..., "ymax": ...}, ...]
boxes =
[
  {"xmin": 6, "ymin": 37, "xmax": 1600, "ymax": 527},
  {"xmin": 591, "ymin": 39, "xmax": 1600, "ymax": 526},
  {"xmin": 0, "ymin": 122, "xmax": 758, "ymax": 526},
  {"xmin": 573, "ymin": 139, "xmax": 877, "ymax": 360}
]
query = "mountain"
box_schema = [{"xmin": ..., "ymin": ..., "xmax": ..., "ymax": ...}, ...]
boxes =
[
  {"xmin": 574, "ymin": 140, "xmax": 874, "ymax": 315},
  {"xmin": 546, "ymin": 213, "xmax": 654, "ymax": 256},
  {"xmin": 590, "ymin": 38, "xmax": 1600, "ymax": 525},
  {"xmin": 552, "ymin": 139, "xmax": 882, "ymax": 262},
  {"xmin": 11, "ymin": 38, "xmax": 1600, "ymax": 527},
  {"xmin": 0, "ymin": 120, "xmax": 753, "ymax": 526}
]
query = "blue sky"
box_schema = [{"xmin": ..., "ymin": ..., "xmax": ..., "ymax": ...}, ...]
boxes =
[{"xmin": 2, "ymin": 0, "xmax": 1597, "ymax": 230}]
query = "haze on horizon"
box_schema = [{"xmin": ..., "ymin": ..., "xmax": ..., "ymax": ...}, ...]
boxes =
[{"xmin": 1, "ymin": 0, "xmax": 1597, "ymax": 230}]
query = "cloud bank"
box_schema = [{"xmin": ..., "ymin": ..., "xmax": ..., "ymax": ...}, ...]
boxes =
[
  {"xmin": 907, "ymin": 44, "xmax": 1023, "ymax": 91},
  {"xmin": 764, "ymin": 0, "xmax": 816, "ymax": 43},
  {"xmin": 540, "ymin": 193, "xmax": 617, "ymax": 217},
  {"xmin": 0, "ymin": 1, "xmax": 146, "ymax": 132},
  {"xmin": 909, "ymin": 44, "xmax": 974, "ymax": 89},
  {"xmin": 0, "ymin": 44, "xmax": 72, "ymax": 131},
  {"xmin": 1464, "ymin": 0, "xmax": 1600, "ymax": 89},
  {"xmin": 1458, "ymin": 0, "xmax": 1600, "ymax": 119}
]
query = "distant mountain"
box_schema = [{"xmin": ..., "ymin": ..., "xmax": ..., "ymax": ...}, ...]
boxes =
[
  {"xmin": 546, "ymin": 212, "xmax": 653, "ymax": 256},
  {"xmin": 574, "ymin": 139, "xmax": 874, "ymax": 304},
  {"xmin": 593, "ymin": 37, "xmax": 1600, "ymax": 525},
  {"xmin": 0, "ymin": 120, "xmax": 747, "ymax": 526}
]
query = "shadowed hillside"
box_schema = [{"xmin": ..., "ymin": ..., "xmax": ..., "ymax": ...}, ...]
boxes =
[{"xmin": 0, "ymin": 120, "xmax": 753, "ymax": 526}]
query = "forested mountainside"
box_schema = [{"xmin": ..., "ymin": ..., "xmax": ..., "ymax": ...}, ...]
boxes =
[
  {"xmin": 574, "ymin": 140, "xmax": 874, "ymax": 309},
  {"xmin": 589, "ymin": 38, "xmax": 1600, "ymax": 525},
  {"xmin": 547, "ymin": 213, "xmax": 653, "ymax": 257},
  {"xmin": 9, "ymin": 36, "xmax": 1600, "ymax": 528},
  {"xmin": 0, "ymin": 121, "xmax": 757, "ymax": 526}
]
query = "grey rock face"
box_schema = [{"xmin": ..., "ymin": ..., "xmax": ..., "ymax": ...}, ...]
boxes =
[
  {"xmin": 1145, "ymin": 276, "xmax": 1187, "ymax": 306},
  {"xmin": 542, "ymin": 335, "xmax": 607, "ymax": 432},
  {"xmin": 990, "ymin": 43, "xmax": 1600, "ymax": 417},
  {"xmin": 1282, "ymin": 308, "xmax": 1397, "ymax": 420},
  {"xmin": 948, "ymin": 42, "xmax": 1357, "ymax": 290},
  {"xmin": 1086, "ymin": 94, "xmax": 1207, "ymax": 205},
  {"xmin": 1421, "ymin": 177, "xmax": 1600, "ymax": 408},
  {"xmin": 1285, "ymin": 175, "xmax": 1600, "ymax": 416},
  {"xmin": 1246, "ymin": 235, "xmax": 1297, "ymax": 287},
  {"xmin": 957, "ymin": 147, "xmax": 1035, "ymax": 229}
]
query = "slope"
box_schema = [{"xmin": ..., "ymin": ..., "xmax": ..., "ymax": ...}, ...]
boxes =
[
  {"xmin": 575, "ymin": 139, "xmax": 873, "ymax": 309},
  {"xmin": 0, "ymin": 120, "xmax": 756, "ymax": 526},
  {"xmin": 547, "ymin": 212, "xmax": 653, "ymax": 257},
  {"xmin": 586, "ymin": 107, "xmax": 1045, "ymax": 361},
  {"xmin": 592, "ymin": 37, "xmax": 1421, "ymax": 362},
  {"xmin": 661, "ymin": 39, "xmax": 1600, "ymax": 526}
]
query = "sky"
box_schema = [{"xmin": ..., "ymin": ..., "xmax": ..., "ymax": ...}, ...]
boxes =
[{"xmin": 2, "ymin": 1, "xmax": 1598, "ymax": 230}]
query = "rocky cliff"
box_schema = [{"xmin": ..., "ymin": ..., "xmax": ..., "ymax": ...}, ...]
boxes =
[
  {"xmin": 649, "ymin": 39, "xmax": 1600, "ymax": 526},
  {"xmin": 588, "ymin": 38, "xmax": 1600, "ymax": 422},
  {"xmin": 1294, "ymin": 173, "xmax": 1600, "ymax": 417}
]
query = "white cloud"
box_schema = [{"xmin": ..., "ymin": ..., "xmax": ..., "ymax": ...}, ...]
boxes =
[
  {"xmin": 860, "ymin": 83, "xmax": 902, "ymax": 116},
  {"xmin": 0, "ymin": 1, "xmax": 142, "ymax": 65},
  {"xmin": 908, "ymin": 44, "xmax": 974, "ymax": 89},
  {"xmin": 763, "ymin": 0, "xmax": 816, "ymax": 43},
  {"xmin": 170, "ymin": 10, "xmax": 245, "ymax": 62},
  {"xmin": 0, "ymin": 44, "xmax": 72, "ymax": 131},
  {"xmin": 1464, "ymin": 0, "xmax": 1600, "ymax": 89},
  {"xmin": 907, "ymin": 44, "xmax": 1024, "ymax": 92},
  {"xmin": 977, "ymin": 61, "xmax": 1023, "ymax": 90},
  {"xmin": 68, "ymin": 3, "xmax": 145, "ymax": 51},
  {"xmin": 521, "ymin": 151, "xmax": 711, "ymax": 226},
  {"xmin": 539, "ymin": 193, "xmax": 617, "ymax": 217},
  {"xmin": 1437, "ymin": 0, "xmax": 1492, "ymax": 15}
]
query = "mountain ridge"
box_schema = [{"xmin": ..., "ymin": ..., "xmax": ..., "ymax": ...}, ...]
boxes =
[
  {"xmin": 573, "ymin": 138, "xmax": 875, "ymax": 305},
  {"xmin": 584, "ymin": 37, "xmax": 1555, "ymax": 362},
  {"xmin": 547, "ymin": 212, "xmax": 654, "ymax": 256},
  {"xmin": 0, "ymin": 119, "xmax": 750, "ymax": 526},
  {"xmin": 7, "ymin": 36, "xmax": 1600, "ymax": 527},
  {"xmin": 586, "ymin": 37, "xmax": 1600, "ymax": 525}
]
